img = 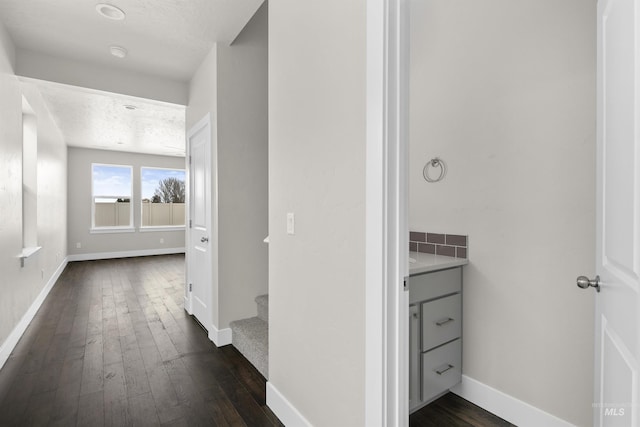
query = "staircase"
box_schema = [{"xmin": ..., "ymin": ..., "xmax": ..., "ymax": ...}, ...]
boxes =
[{"xmin": 229, "ymin": 294, "xmax": 269, "ymax": 378}]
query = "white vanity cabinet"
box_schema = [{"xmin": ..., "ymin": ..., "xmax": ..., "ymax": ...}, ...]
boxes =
[{"xmin": 409, "ymin": 266, "xmax": 463, "ymax": 412}]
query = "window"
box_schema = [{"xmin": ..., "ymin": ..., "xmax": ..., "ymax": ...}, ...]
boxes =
[
  {"xmin": 92, "ymin": 164, "xmax": 133, "ymax": 230},
  {"xmin": 141, "ymin": 167, "xmax": 186, "ymax": 228}
]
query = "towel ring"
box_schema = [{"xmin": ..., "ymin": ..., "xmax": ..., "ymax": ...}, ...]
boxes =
[{"xmin": 423, "ymin": 158, "xmax": 447, "ymax": 183}]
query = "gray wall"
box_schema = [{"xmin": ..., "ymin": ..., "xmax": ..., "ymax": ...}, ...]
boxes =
[
  {"xmin": 186, "ymin": 43, "xmax": 220, "ymax": 328},
  {"xmin": 0, "ymin": 21, "xmax": 68, "ymax": 348},
  {"xmin": 409, "ymin": 1, "xmax": 596, "ymax": 425},
  {"xmin": 268, "ymin": 0, "xmax": 367, "ymax": 424},
  {"xmin": 16, "ymin": 49, "xmax": 188, "ymax": 105},
  {"xmin": 67, "ymin": 147, "xmax": 185, "ymax": 257},
  {"xmin": 186, "ymin": 2, "xmax": 268, "ymax": 331},
  {"xmin": 217, "ymin": 2, "xmax": 269, "ymax": 327}
]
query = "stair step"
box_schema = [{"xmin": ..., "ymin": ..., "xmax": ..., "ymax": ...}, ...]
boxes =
[
  {"xmin": 229, "ymin": 316, "xmax": 268, "ymax": 378},
  {"xmin": 255, "ymin": 294, "xmax": 268, "ymax": 322}
]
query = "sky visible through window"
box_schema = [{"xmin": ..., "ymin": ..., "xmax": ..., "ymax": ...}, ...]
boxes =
[
  {"xmin": 93, "ymin": 165, "xmax": 185, "ymax": 203},
  {"xmin": 93, "ymin": 165, "xmax": 131, "ymax": 202},
  {"xmin": 141, "ymin": 168, "xmax": 185, "ymax": 200}
]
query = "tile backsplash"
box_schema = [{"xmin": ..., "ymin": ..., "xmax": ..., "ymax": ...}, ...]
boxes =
[{"xmin": 409, "ymin": 231, "xmax": 468, "ymax": 259}]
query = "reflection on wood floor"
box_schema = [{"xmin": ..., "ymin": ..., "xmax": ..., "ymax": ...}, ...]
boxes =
[
  {"xmin": 0, "ymin": 253, "xmax": 516, "ymax": 426},
  {"xmin": 0, "ymin": 255, "xmax": 282, "ymax": 426},
  {"xmin": 410, "ymin": 392, "xmax": 516, "ymax": 427}
]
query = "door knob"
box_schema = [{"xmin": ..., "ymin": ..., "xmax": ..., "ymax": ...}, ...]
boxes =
[
  {"xmin": 577, "ymin": 275, "xmax": 600, "ymax": 293},
  {"xmin": 200, "ymin": 237, "xmax": 209, "ymax": 243}
]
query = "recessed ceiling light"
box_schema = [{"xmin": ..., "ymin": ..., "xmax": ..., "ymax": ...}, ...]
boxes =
[
  {"xmin": 96, "ymin": 3, "xmax": 126, "ymax": 20},
  {"xmin": 110, "ymin": 45, "xmax": 128, "ymax": 58},
  {"xmin": 116, "ymin": 141, "xmax": 125, "ymax": 145},
  {"xmin": 123, "ymin": 104, "xmax": 137, "ymax": 110}
]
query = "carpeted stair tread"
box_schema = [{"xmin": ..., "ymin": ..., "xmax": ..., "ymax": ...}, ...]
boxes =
[
  {"xmin": 229, "ymin": 316, "xmax": 268, "ymax": 378},
  {"xmin": 255, "ymin": 294, "xmax": 268, "ymax": 322}
]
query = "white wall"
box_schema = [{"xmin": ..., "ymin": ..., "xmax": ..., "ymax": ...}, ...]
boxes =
[
  {"xmin": 409, "ymin": 1, "xmax": 596, "ymax": 425},
  {"xmin": 16, "ymin": 49, "xmax": 188, "ymax": 105},
  {"xmin": 186, "ymin": 2, "xmax": 268, "ymax": 331},
  {"xmin": 67, "ymin": 147, "xmax": 185, "ymax": 257},
  {"xmin": 217, "ymin": 2, "xmax": 268, "ymax": 327},
  {"xmin": 0, "ymin": 22, "xmax": 68, "ymax": 349},
  {"xmin": 268, "ymin": 0, "xmax": 367, "ymax": 425}
]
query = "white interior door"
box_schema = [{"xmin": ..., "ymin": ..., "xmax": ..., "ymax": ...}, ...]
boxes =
[
  {"xmin": 187, "ymin": 116, "xmax": 212, "ymax": 332},
  {"xmin": 591, "ymin": 0, "xmax": 640, "ymax": 425}
]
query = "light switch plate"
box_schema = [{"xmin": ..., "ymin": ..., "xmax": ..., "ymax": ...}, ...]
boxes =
[{"xmin": 287, "ymin": 213, "xmax": 295, "ymax": 235}]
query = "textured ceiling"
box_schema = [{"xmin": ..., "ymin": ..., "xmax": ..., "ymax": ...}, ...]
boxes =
[
  {"xmin": 26, "ymin": 79, "xmax": 186, "ymax": 157},
  {"xmin": 0, "ymin": 0, "xmax": 264, "ymax": 81},
  {"xmin": 0, "ymin": 0, "xmax": 263, "ymax": 157}
]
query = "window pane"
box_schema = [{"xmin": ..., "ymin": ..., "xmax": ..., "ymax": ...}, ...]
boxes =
[
  {"xmin": 92, "ymin": 164, "xmax": 132, "ymax": 228},
  {"xmin": 141, "ymin": 167, "xmax": 186, "ymax": 227}
]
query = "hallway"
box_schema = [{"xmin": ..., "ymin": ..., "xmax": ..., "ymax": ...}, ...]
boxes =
[{"xmin": 0, "ymin": 255, "xmax": 282, "ymax": 426}]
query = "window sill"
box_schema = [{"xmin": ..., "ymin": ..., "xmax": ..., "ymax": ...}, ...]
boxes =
[
  {"xmin": 90, "ymin": 227, "xmax": 136, "ymax": 234},
  {"xmin": 139, "ymin": 226, "xmax": 186, "ymax": 232},
  {"xmin": 18, "ymin": 246, "xmax": 42, "ymax": 267}
]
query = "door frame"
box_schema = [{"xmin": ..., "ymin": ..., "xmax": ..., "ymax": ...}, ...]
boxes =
[{"xmin": 365, "ymin": 0, "xmax": 409, "ymax": 425}]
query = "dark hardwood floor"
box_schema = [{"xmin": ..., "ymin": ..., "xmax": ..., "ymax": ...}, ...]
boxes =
[
  {"xmin": 410, "ymin": 393, "xmax": 516, "ymax": 427},
  {"xmin": 0, "ymin": 254, "xmax": 513, "ymax": 426},
  {"xmin": 0, "ymin": 254, "xmax": 282, "ymax": 426}
]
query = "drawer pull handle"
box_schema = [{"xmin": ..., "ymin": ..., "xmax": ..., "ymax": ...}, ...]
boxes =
[
  {"xmin": 435, "ymin": 317, "xmax": 454, "ymax": 326},
  {"xmin": 435, "ymin": 364, "xmax": 455, "ymax": 375}
]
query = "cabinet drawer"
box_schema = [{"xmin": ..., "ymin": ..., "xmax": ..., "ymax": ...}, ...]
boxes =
[
  {"xmin": 421, "ymin": 339, "xmax": 462, "ymax": 403},
  {"xmin": 421, "ymin": 294, "xmax": 462, "ymax": 351},
  {"xmin": 409, "ymin": 268, "xmax": 461, "ymax": 304}
]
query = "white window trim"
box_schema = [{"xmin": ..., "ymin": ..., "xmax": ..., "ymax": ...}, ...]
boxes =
[
  {"xmin": 138, "ymin": 226, "xmax": 185, "ymax": 233},
  {"xmin": 90, "ymin": 227, "xmax": 136, "ymax": 234}
]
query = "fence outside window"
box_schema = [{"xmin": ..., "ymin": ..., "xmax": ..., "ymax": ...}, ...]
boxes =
[
  {"xmin": 93, "ymin": 199, "xmax": 131, "ymax": 227},
  {"xmin": 93, "ymin": 200, "xmax": 185, "ymax": 227},
  {"xmin": 141, "ymin": 201, "xmax": 185, "ymax": 227}
]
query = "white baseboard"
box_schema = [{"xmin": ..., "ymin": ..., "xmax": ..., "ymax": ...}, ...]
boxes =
[
  {"xmin": 208, "ymin": 325, "xmax": 232, "ymax": 347},
  {"xmin": 451, "ymin": 375, "xmax": 575, "ymax": 427},
  {"xmin": 67, "ymin": 247, "xmax": 185, "ymax": 262},
  {"xmin": 182, "ymin": 298, "xmax": 229, "ymax": 347},
  {"xmin": 266, "ymin": 382, "xmax": 312, "ymax": 427},
  {"xmin": 184, "ymin": 296, "xmax": 193, "ymax": 315},
  {"xmin": 0, "ymin": 256, "xmax": 69, "ymax": 371}
]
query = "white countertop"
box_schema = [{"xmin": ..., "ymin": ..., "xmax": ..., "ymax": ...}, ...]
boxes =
[{"xmin": 409, "ymin": 251, "xmax": 468, "ymax": 275}]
